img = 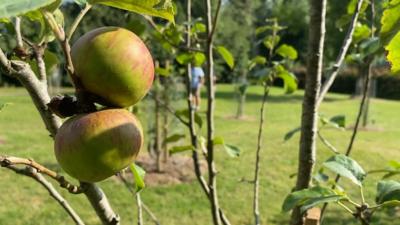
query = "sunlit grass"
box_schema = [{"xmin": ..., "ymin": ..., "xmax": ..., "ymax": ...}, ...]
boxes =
[{"xmin": 0, "ymin": 85, "xmax": 399, "ymax": 225}]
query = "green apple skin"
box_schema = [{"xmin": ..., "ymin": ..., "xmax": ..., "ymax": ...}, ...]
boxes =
[
  {"xmin": 54, "ymin": 109, "xmax": 143, "ymax": 182},
  {"xmin": 71, "ymin": 27, "xmax": 154, "ymax": 107}
]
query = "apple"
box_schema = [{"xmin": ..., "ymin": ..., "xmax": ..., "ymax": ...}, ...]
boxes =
[
  {"xmin": 54, "ymin": 109, "xmax": 143, "ymax": 182},
  {"xmin": 71, "ymin": 27, "xmax": 154, "ymax": 107}
]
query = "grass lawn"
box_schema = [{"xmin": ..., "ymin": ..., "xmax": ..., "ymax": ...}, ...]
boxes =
[{"xmin": 0, "ymin": 84, "xmax": 399, "ymax": 225}]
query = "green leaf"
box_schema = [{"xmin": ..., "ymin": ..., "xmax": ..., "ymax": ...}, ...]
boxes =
[
  {"xmin": 379, "ymin": 200, "xmax": 400, "ymax": 208},
  {"xmin": 380, "ymin": 0, "xmax": 400, "ymax": 46},
  {"xmin": 88, "ymin": 0, "xmax": 175, "ymax": 23},
  {"xmin": 163, "ymin": 133, "xmax": 185, "ymax": 144},
  {"xmin": 284, "ymin": 127, "xmax": 301, "ymax": 141},
  {"xmin": 277, "ymin": 70, "xmax": 298, "ymax": 94},
  {"xmin": 0, "ymin": 0, "xmax": 57, "ymax": 18},
  {"xmin": 169, "ymin": 145, "xmax": 194, "ymax": 155},
  {"xmin": 176, "ymin": 53, "xmax": 192, "ymax": 65},
  {"xmin": 224, "ymin": 144, "xmax": 240, "ymax": 157},
  {"xmin": 263, "ymin": 35, "xmax": 280, "ymax": 50},
  {"xmin": 385, "ymin": 32, "xmax": 400, "ymax": 74},
  {"xmin": 352, "ymin": 23, "xmax": 371, "ymax": 44},
  {"xmin": 329, "ymin": 115, "xmax": 346, "ymax": 128},
  {"xmin": 216, "ymin": 46, "xmax": 234, "ymax": 69},
  {"xmin": 300, "ymin": 195, "xmax": 345, "ymax": 213},
  {"xmin": 347, "ymin": 0, "xmax": 369, "ymax": 15},
  {"xmin": 276, "ymin": 44, "xmax": 298, "ymax": 60},
  {"xmin": 359, "ymin": 37, "xmax": 381, "ymax": 57},
  {"xmin": 320, "ymin": 114, "xmax": 346, "ymax": 130},
  {"xmin": 74, "ymin": 0, "xmax": 88, "ymax": 6},
  {"xmin": 376, "ymin": 180, "xmax": 400, "ymax": 204},
  {"xmin": 323, "ymin": 154, "xmax": 366, "ymax": 186},
  {"xmin": 248, "ymin": 56, "xmax": 267, "ymax": 70},
  {"xmin": 155, "ymin": 67, "xmax": 170, "ymax": 76},
  {"xmin": 0, "ymin": 102, "xmax": 9, "ymax": 112},
  {"xmin": 213, "ymin": 136, "xmax": 241, "ymax": 157},
  {"xmin": 193, "ymin": 52, "xmax": 206, "ymax": 66},
  {"xmin": 282, "ymin": 186, "xmax": 343, "ymax": 212},
  {"xmin": 129, "ymin": 163, "xmax": 145, "ymax": 192},
  {"xmin": 191, "ymin": 22, "xmax": 206, "ymax": 33}
]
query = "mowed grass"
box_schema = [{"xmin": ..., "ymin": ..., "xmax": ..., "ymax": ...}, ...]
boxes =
[{"xmin": 0, "ymin": 84, "xmax": 399, "ymax": 225}]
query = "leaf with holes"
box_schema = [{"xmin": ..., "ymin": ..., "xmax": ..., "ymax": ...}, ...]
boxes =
[
  {"xmin": 380, "ymin": 0, "xmax": 400, "ymax": 46},
  {"xmin": 385, "ymin": 32, "xmax": 400, "ymax": 74},
  {"xmin": 323, "ymin": 154, "xmax": 366, "ymax": 186}
]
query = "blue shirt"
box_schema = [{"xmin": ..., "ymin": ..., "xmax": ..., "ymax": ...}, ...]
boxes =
[{"xmin": 191, "ymin": 67, "xmax": 205, "ymax": 88}]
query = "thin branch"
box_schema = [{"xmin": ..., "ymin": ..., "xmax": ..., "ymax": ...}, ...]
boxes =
[
  {"xmin": 0, "ymin": 48, "xmax": 61, "ymax": 135},
  {"xmin": 118, "ymin": 174, "xmax": 161, "ymax": 225},
  {"xmin": 185, "ymin": 0, "xmax": 211, "ymax": 200},
  {"xmin": 338, "ymin": 201, "xmax": 355, "ymax": 215},
  {"xmin": 5, "ymin": 165, "xmax": 85, "ymax": 225},
  {"xmin": 253, "ymin": 85, "xmax": 269, "ymax": 225},
  {"xmin": 204, "ymin": 0, "xmax": 226, "ymax": 224},
  {"xmin": 0, "ymin": 155, "xmax": 82, "ymax": 194},
  {"xmin": 317, "ymin": 0, "xmax": 364, "ymax": 107},
  {"xmin": 67, "ymin": 3, "xmax": 92, "ymax": 41},
  {"xmin": 147, "ymin": 92, "xmax": 190, "ymax": 128},
  {"xmin": 136, "ymin": 193, "xmax": 143, "ymax": 225},
  {"xmin": 317, "ymin": 130, "xmax": 339, "ymax": 154},
  {"xmin": 14, "ymin": 17, "xmax": 23, "ymax": 48},
  {"xmin": 320, "ymin": 32, "xmax": 374, "ymax": 224},
  {"xmin": 209, "ymin": 0, "xmax": 222, "ymax": 42},
  {"xmin": 142, "ymin": 203, "xmax": 161, "ymax": 225},
  {"xmin": 144, "ymin": 16, "xmax": 204, "ymax": 53},
  {"xmin": 33, "ymin": 45, "xmax": 48, "ymax": 82}
]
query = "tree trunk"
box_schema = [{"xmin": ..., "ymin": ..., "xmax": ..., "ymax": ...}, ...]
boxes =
[{"xmin": 290, "ymin": 0, "xmax": 326, "ymax": 224}]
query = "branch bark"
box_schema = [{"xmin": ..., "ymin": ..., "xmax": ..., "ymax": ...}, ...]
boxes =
[
  {"xmin": 290, "ymin": 0, "xmax": 327, "ymax": 224},
  {"xmin": 0, "ymin": 155, "xmax": 82, "ymax": 194},
  {"xmin": 316, "ymin": 0, "xmax": 364, "ymax": 107},
  {"xmin": 253, "ymin": 85, "xmax": 269, "ymax": 225},
  {"xmin": 5, "ymin": 165, "xmax": 84, "ymax": 225},
  {"xmin": 204, "ymin": 0, "xmax": 224, "ymax": 224}
]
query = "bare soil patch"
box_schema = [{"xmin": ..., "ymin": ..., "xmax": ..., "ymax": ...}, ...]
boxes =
[{"xmin": 132, "ymin": 154, "xmax": 207, "ymax": 187}]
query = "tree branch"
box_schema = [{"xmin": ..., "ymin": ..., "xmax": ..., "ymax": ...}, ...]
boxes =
[
  {"xmin": 5, "ymin": 165, "xmax": 85, "ymax": 225},
  {"xmin": 0, "ymin": 155, "xmax": 82, "ymax": 194},
  {"xmin": 14, "ymin": 17, "xmax": 23, "ymax": 48},
  {"xmin": 253, "ymin": 85, "xmax": 269, "ymax": 225},
  {"xmin": 204, "ymin": 0, "xmax": 226, "ymax": 224},
  {"xmin": 67, "ymin": 3, "xmax": 92, "ymax": 41},
  {"xmin": 316, "ymin": 0, "xmax": 364, "ymax": 107},
  {"xmin": 0, "ymin": 48, "xmax": 61, "ymax": 136}
]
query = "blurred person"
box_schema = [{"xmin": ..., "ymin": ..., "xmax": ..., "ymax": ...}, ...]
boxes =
[{"xmin": 191, "ymin": 66, "xmax": 205, "ymax": 110}]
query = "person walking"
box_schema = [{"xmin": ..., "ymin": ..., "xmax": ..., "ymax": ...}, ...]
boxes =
[{"xmin": 191, "ymin": 66, "xmax": 205, "ymax": 110}]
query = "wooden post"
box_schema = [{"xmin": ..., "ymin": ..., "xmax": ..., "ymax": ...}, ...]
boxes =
[{"xmin": 305, "ymin": 208, "xmax": 321, "ymax": 225}]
